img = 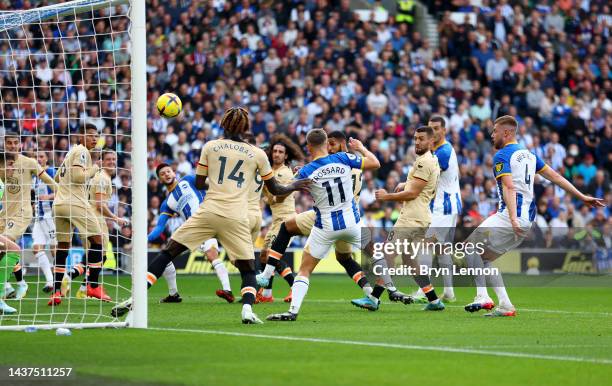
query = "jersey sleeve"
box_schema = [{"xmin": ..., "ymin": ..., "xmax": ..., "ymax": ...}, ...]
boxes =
[
  {"xmin": 338, "ymin": 152, "xmax": 364, "ymax": 170},
  {"xmin": 255, "ymin": 148, "xmax": 273, "ymax": 180},
  {"xmin": 196, "ymin": 143, "xmax": 209, "ymax": 176},
  {"xmin": 159, "ymin": 199, "xmax": 176, "ymax": 218},
  {"xmin": 412, "ymin": 158, "xmax": 434, "ymax": 182},
  {"xmin": 434, "ymin": 145, "xmax": 451, "ymax": 171},
  {"xmin": 92, "ymin": 173, "xmax": 110, "ymax": 195},
  {"xmin": 534, "ymin": 153, "xmax": 548, "ymax": 173},
  {"xmin": 147, "ymin": 212, "xmax": 171, "ymax": 242},
  {"xmin": 493, "ymin": 150, "xmax": 512, "ymax": 179},
  {"xmin": 29, "ymin": 157, "xmax": 45, "ymax": 177}
]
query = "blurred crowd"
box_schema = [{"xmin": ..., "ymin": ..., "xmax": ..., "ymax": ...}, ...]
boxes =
[
  {"xmin": 142, "ymin": 0, "xmax": 610, "ymax": 249},
  {"xmin": 1, "ymin": 0, "xmax": 609, "ymax": 253}
]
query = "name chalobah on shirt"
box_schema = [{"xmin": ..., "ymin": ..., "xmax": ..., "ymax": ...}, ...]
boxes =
[
  {"xmin": 311, "ymin": 165, "xmax": 348, "ymax": 182},
  {"xmin": 211, "ymin": 143, "xmax": 255, "ymax": 158}
]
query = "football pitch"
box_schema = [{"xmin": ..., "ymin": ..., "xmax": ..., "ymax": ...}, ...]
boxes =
[{"xmin": 2, "ymin": 274, "xmax": 612, "ymax": 385}]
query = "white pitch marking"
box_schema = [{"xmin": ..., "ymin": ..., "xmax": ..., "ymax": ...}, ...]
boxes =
[{"xmin": 149, "ymin": 327, "xmax": 612, "ymax": 365}]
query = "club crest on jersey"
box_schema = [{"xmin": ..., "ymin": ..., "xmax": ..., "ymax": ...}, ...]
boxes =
[{"xmin": 495, "ymin": 162, "xmax": 504, "ymax": 173}]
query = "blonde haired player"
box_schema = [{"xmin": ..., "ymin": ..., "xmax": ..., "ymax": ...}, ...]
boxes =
[
  {"xmin": 112, "ymin": 107, "xmax": 309, "ymax": 324},
  {"xmin": 49, "ymin": 124, "xmax": 111, "ymax": 305},
  {"xmin": 1, "ymin": 131, "xmax": 57, "ymax": 300},
  {"xmin": 75, "ymin": 150, "xmax": 128, "ymax": 299}
]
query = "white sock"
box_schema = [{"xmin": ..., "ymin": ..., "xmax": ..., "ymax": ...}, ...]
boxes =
[
  {"xmin": 484, "ymin": 260, "xmax": 512, "ymax": 308},
  {"xmin": 467, "ymin": 252, "xmax": 489, "ymax": 298},
  {"xmin": 262, "ymin": 263, "xmax": 276, "ymax": 279},
  {"xmin": 373, "ymin": 258, "xmax": 395, "ymax": 291},
  {"xmin": 362, "ymin": 283, "xmax": 373, "ymax": 297},
  {"xmin": 211, "ymin": 258, "xmax": 231, "ymax": 291},
  {"xmin": 162, "ymin": 262, "xmax": 178, "ymax": 296},
  {"xmin": 437, "ymin": 254, "xmax": 454, "ymax": 297},
  {"xmin": 36, "ymin": 251, "xmax": 54, "ymax": 284},
  {"xmin": 79, "ymin": 284, "xmax": 87, "ymax": 292},
  {"xmin": 4, "ymin": 282, "xmax": 12, "ymax": 290},
  {"xmin": 289, "ymin": 276, "xmax": 309, "ymax": 314},
  {"xmin": 262, "ymin": 289, "xmax": 272, "ymax": 297},
  {"xmin": 17, "ymin": 280, "xmax": 26, "ymax": 286},
  {"xmin": 242, "ymin": 303, "xmax": 252, "ymax": 314}
]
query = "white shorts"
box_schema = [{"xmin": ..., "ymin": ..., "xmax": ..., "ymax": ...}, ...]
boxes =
[
  {"xmin": 305, "ymin": 224, "xmax": 362, "ymax": 260},
  {"xmin": 466, "ymin": 212, "xmax": 532, "ymax": 255},
  {"xmin": 425, "ymin": 214, "xmax": 458, "ymax": 243},
  {"xmin": 32, "ymin": 217, "xmax": 57, "ymax": 246}
]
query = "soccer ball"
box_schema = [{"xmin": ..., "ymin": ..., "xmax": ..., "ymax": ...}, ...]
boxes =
[{"xmin": 156, "ymin": 92, "xmax": 182, "ymax": 118}]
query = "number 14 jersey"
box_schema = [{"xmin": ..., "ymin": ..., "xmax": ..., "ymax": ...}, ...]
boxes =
[{"xmin": 197, "ymin": 139, "xmax": 273, "ymax": 220}]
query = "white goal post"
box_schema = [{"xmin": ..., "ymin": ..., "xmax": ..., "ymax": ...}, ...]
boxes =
[{"xmin": 0, "ymin": 0, "xmax": 146, "ymax": 330}]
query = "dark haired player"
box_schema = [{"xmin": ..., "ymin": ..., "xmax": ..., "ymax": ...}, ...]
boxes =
[
  {"xmin": 112, "ymin": 106, "xmax": 309, "ymax": 324},
  {"xmin": 148, "ymin": 163, "xmax": 231, "ymax": 303}
]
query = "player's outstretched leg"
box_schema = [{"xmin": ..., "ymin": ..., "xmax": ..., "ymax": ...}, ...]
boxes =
[
  {"xmin": 111, "ymin": 240, "xmax": 188, "ymax": 317},
  {"xmin": 235, "ymin": 259, "xmax": 262, "ymax": 324},
  {"xmin": 437, "ymin": 253, "xmax": 456, "ymax": 302},
  {"xmin": 482, "ymin": 260, "xmax": 516, "ymax": 317},
  {"xmin": 49, "ymin": 244, "xmax": 70, "ymax": 306},
  {"xmin": 336, "ymin": 252, "xmax": 379, "ymax": 311},
  {"xmin": 34, "ymin": 249, "xmax": 54, "ymax": 293},
  {"xmin": 257, "ymin": 223, "xmax": 295, "ymax": 287},
  {"xmin": 0, "ymin": 253, "xmax": 19, "ymax": 314}
]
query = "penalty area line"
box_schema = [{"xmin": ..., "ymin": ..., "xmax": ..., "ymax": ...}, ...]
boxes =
[{"xmin": 149, "ymin": 327, "xmax": 612, "ymax": 365}]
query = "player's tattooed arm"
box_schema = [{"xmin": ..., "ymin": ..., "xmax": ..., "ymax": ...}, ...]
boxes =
[
  {"xmin": 538, "ymin": 166, "xmax": 606, "ymax": 208},
  {"xmin": 195, "ymin": 174, "xmax": 207, "ymax": 190},
  {"xmin": 264, "ymin": 176, "xmax": 310, "ymax": 196}
]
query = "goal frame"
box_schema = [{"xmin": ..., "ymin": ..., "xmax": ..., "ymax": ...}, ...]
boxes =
[{"xmin": 0, "ymin": 0, "xmax": 147, "ymax": 331}]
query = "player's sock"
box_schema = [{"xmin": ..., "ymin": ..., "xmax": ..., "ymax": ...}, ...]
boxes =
[
  {"xmin": 262, "ymin": 288, "xmax": 273, "ymax": 298},
  {"xmin": 438, "ymin": 254, "xmax": 455, "ymax": 297},
  {"xmin": 86, "ymin": 243, "xmax": 104, "ymax": 288},
  {"xmin": 147, "ymin": 250, "xmax": 175, "ymax": 289},
  {"xmin": 372, "ymin": 258, "xmax": 397, "ymax": 292},
  {"xmin": 275, "ymin": 259, "xmax": 295, "ymax": 286},
  {"xmin": 36, "ymin": 251, "xmax": 54, "ymax": 285},
  {"xmin": 162, "ymin": 262, "xmax": 178, "ymax": 295},
  {"xmin": 262, "ymin": 223, "xmax": 293, "ymax": 279},
  {"xmin": 54, "ymin": 249, "xmax": 69, "ymax": 291},
  {"xmin": 289, "ymin": 275, "xmax": 309, "ymax": 314},
  {"xmin": 338, "ymin": 257, "xmax": 369, "ymax": 288},
  {"xmin": 483, "ymin": 260, "xmax": 512, "ymax": 308},
  {"xmin": 0, "ymin": 252, "xmax": 19, "ymax": 297},
  {"xmin": 211, "ymin": 259, "xmax": 231, "ymax": 292},
  {"xmin": 466, "ymin": 252, "xmax": 488, "ymax": 298},
  {"xmin": 12, "ymin": 260, "xmax": 23, "ymax": 282},
  {"xmin": 371, "ymin": 283, "xmax": 386, "ymax": 299},
  {"xmin": 413, "ymin": 275, "xmax": 439, "ymax": 303},
  {"xmin": 261, "ymin": 250, "xmax": 283, "ymax": 279},
  {"xmin": 236, "ymin": 261, "xmax": 257, "ymax": 308}
]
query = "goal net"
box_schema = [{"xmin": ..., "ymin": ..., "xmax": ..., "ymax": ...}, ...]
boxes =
[{"xmin": 0, "ymin": 0, "xmax": 147, "ymax": 330}]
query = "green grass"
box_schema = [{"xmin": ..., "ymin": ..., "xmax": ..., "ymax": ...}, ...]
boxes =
[{"xmin": 2, "ymin": 274, "xmax": 612, "ymax": 386}]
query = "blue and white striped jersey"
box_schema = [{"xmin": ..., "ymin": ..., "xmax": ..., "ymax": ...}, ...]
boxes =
[
  {"xmin": 34, "ymin": 167, "xmax": 55, "ymax": 219},
  {"xmin": 148, "ymin": 175, "xmax": 205, "ymax": 242},
  {"xmin": 297, "ymin": 152, "xmax": 363, "ymax": 231},
  {"xmin": 493, "ymin": 142, "xmax": 547, "ymax": 222},
  {"xmin": 431, "ymin": 142, "xmax": 461, "ymax": 216}
]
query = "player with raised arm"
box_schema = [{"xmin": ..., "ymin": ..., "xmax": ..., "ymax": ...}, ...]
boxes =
[
  {"xmin": 267, "ymin": 129, "xmax": 381, "ymax": 322},
  {"xmin": 148, "ymin": 163, "xmax": 228, "ymax": 303},
  {"xmin": 411, "ymin": 115, "xmax": 461, "ymax": 303},
  {"xmin": 49, "ymin": 124, "xmax": 111, "ymax": 305},
  {"xmin": 32, "ymin": 151, "xmax": 57, "ymax": 293},
  {"xmin": 1, "ymin": 131, "xmax": 57, "ymax": 300},
  {"xmin": 258, "ymin": 130, "xmax": 409, "ymax": 308},
  {"xmin": 74, "ymin": 150, "xmax": 128, "ymax": 299},
  {"xmin": 463, "ymin": 116, "xmax": 605, "ymax": 317},
  {"xmin": 257, "ymin": 134, "xmax": 304, "ymax": 303},
  {"xmin": 112, "ymin": 107, "xmax": 309, "ymax": 324},
  {"xmin": 363, "ymin": 126, "xmax": 445, "ymax": 312}
]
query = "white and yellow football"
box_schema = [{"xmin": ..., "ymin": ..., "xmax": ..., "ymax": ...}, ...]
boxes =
[{"xmin": 156, "ymin": 92, "xmax": 182, "ymax": 118}]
